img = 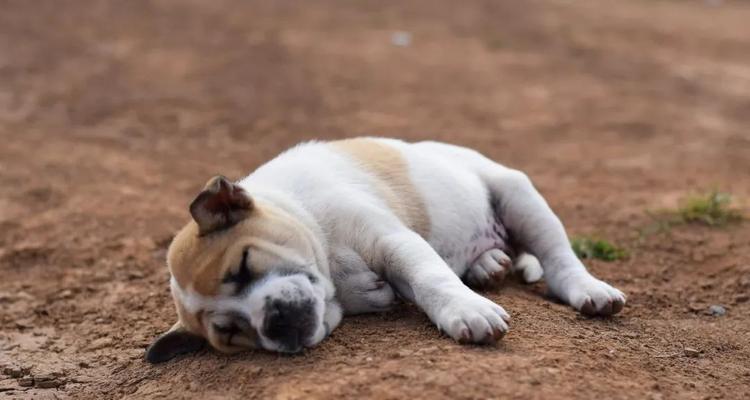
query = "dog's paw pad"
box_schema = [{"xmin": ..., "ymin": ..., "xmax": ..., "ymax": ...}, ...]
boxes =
[{"xmin": 464, "ymin": 249, "xmax": 511, "ymax": 288}]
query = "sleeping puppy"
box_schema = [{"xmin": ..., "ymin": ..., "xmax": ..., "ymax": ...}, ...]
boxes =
[{"xmin": 146, "ymin": 138, "xmax": 626, "ymax": 363}]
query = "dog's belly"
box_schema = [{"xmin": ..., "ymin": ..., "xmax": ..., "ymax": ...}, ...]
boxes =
[{"xmin": 430, "ymin": 209, "xmax": 512, "ymax": 275}]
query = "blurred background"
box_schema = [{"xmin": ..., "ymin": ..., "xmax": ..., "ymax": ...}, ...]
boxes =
[{"xmin": 1, "ymin": 1, "xmax": 749, "ymax": 399}]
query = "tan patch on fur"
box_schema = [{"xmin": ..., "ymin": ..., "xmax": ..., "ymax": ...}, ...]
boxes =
[
  {"xmin": 175, "ymin": 302, "xmax": 206, "ymax": 337},
  {"xmin": 332, "ymin": 138, "xmax": 430, "ymax": 238},
  {"xmin": 168, "ymin": 201, "xmax": 317, "ymax": 296},
  {"xmin": 167, "ymin": 221, "xmax": 224, "ymax": 295}
]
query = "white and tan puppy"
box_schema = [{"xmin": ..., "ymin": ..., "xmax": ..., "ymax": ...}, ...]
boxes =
[{"xmin": 146, "ymin": 138, "xmax": 626, "ymax": 363}]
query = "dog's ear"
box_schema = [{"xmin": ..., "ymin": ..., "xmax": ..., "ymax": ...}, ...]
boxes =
[
  {"xmin": 145, "ymin": 322, "xmax": 206, "ymax": 364},
  {"xmin": 190, "ymin": 175, "xmax": 254, "ymax": 236}
]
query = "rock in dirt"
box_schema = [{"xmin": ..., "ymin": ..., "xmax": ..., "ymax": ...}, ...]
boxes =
[
  {"xmin": 88, "ymin": 337, "xmax": 114, "ymax": 350},
  {"xmin": 15, "ymin": 320, "xmax": 34, "ymax": 330},
  {"xmin": 35, "ymin": 379, "xmax": 62, "ymax": 389},
  {"xmin": 706, "ymin": 305, "xmax": 726, "ymax": 316},
  {"xmin": 17, "ymin": 377, "xmax": 34, "ymax": 387},
  {"xmin": 388, "ymin": 349, "xmax": 412, "ymax": 359},
  {"xmin": 391, "ymin": 31, "xmax": 412, "ymax": 47},
  {"xmin": 734, "ymin": 294, "xmax": 749, "ymax": 304},
  {"xmin": 34, "ymin": 373, "xmax": 60, "ymax": 381},
  {"xmin": 684, "ymin": 347, "xmax": 701, "ymax": 358},
  {"xmin": 126, "ymin": 270, "xmax": 145, "ymax": 280},
  {"xmin": 34, "ymin": 374, "xmax": 63, "ymax": 389},
  {"xmin": 1, "ymin": 378, "xmax": 18, "ymax": 392},
  {"xmin": 3, "ymin": 365, "xmax": 29, "ymax": 378},
  {"xmin": 0, "ymin": 291, "xmax": 33, "ymax": 304}
]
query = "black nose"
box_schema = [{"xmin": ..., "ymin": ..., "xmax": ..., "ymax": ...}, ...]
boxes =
[{"xmin": 262, "ymin": 300, "xmax": 315, "ymax": 353}]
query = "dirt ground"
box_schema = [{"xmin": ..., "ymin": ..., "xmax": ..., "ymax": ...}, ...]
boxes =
[{"xmin": 1, "ymin": 0, "xmax": 749, "ymax": 399}]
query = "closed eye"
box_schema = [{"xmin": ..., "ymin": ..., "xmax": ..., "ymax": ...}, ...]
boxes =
[
  {"xmin": 222, "ymin": 248, "xmax": 254, "ymax": 295},
  {"xmin": 211, "ymin": 314, "xmax": 256, "ymax": 348},
  {"xmin": 213, "ymin": 322, "xmax": 241, "ymax": 335}
]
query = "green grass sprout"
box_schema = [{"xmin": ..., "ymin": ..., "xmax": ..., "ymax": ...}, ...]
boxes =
[
  {"xmin": 571, "ymin": 236, "xmax": 628, "ymax": 262},
  {"xmin": 676, "ymin": 191, "xmax": 743, "ymax": 226}
]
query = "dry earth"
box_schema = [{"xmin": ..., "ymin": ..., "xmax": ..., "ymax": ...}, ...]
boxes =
[{"xmin": 1, "ymin": 0, "xmax": 749, "ymax": 399}]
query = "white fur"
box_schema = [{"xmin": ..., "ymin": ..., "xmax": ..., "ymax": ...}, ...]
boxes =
[
  {"xmin": 513, "ymin": 253, "xmax": 544, "ymax": 283},
  {"xmin": 227, "ymin": 138, "xmax": 626, "ymax": 344}
]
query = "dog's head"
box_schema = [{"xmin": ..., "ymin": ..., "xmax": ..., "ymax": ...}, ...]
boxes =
[{"xmin": 146, "ymin": 176, "xmax": 338, "ymax": 363}]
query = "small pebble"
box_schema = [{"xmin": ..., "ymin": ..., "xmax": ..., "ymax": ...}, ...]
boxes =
[
  {"xmin": 35, "ymin": 379, "xmax": 62, "ymax": 389},
  {"xmin": 32, "ymin": 374, "xmax": 63, "ymax": 388},
  {"xmin": 391, "ymin": 31, "xmax": 412, "ymax": 47},
  {"xmin": 126, "ymin": 269, "xmax": 145, "ymax": 280},
  {"xmin": 3, "ymin": 365, "xmax": 29, "ymax": 378},
  {"xmin": 707, "ymin": 305, "xmax": 726, "ymax": 316},
  {"xmin": 17, "ymin": 377, "xmax": 34, "ymax": 387},
  {"xmin": 88, "ymin": 337, "xmax": 114, "ymax": 350},
  {"xmin": 684, "ymin": 347, "xmax": 701, "ymax": 358},
  {"xmin": 15, "ymin": 320, "xmax": 33, "ymax": 330},
  {"xmin": 388, "ymin": 350, "xmax": 411, "ymax": 359},
  {"xmin": 0, "ymin": 377, "xmax": 16, "ymax": 387},
  {"xmin": 34, "ymin": 373, "xmax": 58, "ymax": 381}
]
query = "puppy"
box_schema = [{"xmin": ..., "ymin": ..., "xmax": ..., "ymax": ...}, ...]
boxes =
[{"xmin": 146, "ymin": 138, "xmax": 625, "ymax": 363}]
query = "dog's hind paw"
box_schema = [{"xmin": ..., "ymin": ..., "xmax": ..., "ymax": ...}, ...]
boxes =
[
  {"xmin": 512, "ymin": 253, "xmax": 543, "ymax": 283},
  {"xmin": 464, "ymin": 249, "xmax": 511, "ymax": 288}
]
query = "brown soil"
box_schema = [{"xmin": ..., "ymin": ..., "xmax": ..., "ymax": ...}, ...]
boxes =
[{"xmin": 1, "ymin": 1, "xmax": 749, "ymax": 399}]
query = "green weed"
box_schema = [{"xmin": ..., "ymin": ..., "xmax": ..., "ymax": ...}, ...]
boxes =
[
  {"xmin": 676, "ymin": 191, "xmax": 743, "ymax": 226},
  {"xmin": 571, "ymin": 237, "xmax": 628, "ymax": 262},
  {"xmin": 638, "ymin": 191, "xmax": 744, "ymax": 241}
]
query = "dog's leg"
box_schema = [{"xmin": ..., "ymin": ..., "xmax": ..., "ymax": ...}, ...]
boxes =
[
  {"xmin": 377, "ymin": 229, "xmax": 510, "ymax": 343},
  {"xmin": 484, "ymin": 168, "xmax": 626, "ymax": 316}
]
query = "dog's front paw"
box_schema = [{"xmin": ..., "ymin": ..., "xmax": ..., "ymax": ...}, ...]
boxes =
[
  {"xmin": 564, "ymin": 275, "xmax": 626, "ymax": 317},
  {"xmin": 436, "ymin": 293, "xmax": 510, "ymax": 344}
]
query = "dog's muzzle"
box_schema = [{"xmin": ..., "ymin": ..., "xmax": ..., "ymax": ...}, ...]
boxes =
[{"xmin": 262, "ymin": 298, "xmax": 317, "ymax": 353}]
